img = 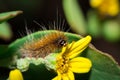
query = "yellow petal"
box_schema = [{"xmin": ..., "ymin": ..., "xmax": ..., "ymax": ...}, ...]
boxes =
[
  {"xmin": 68, "ymin": 36, "xmax": 92, "ymax": 58},
  {"xmin": 61, "ymin": 41, "xmax": 75, "ymax": 56},
  {"xmin": 67, "ymin": 41, "xmax": 75, "ymax": 49},
  {"xmin": 90, "ymin": 0, "xmax": 103, "ymax": 7},
  {"xmin": 67, "ymin": 45, "xmax": 87, "ymax": 59},
  {"xmin": 69, "ymin": 57, "xmax": 92, "ymax": 73},
  {"xmin": 52, "ymin": 76, "xmax": 61, "ymax": 80},
  {"xmin": 70, "ymin": 36, "xmax": 91, "ymax": 49},
  {"xmin": 60, "ymin": 46, "xmax": 67, "ymax": 55},
  {"xmin": 9, "ymin": 69, "xmax": 23, "ymax": 80},
  {"xmin": 52, "ymin": 71, "xmax": 61, "ymax": 80},
  {"xmin": 62, "ymin": 70, "xmax": 74, "ymax": 80},
  {"xmin": 62, "ymin": 75, "xmax": 69, "ymax": 80},
  {"xmin": 67, "ymin": 70, "xmax": 75, "ymax": 80}
]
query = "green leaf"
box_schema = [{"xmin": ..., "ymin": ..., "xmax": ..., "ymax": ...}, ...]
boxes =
[
  {"xmin": 87, "ymin": 10, "xmax": 101, "ymax": 38},
  {"xmin": 0, "ymin": 22, "xmax": 12, "ymax": 40},
  {"xmin": 85, "ymin": 48, "xmax": 120, "ymax": 80},
  {"xmin": 63, "ymin": 0, "xmax": 87, "ymax": 35},
  {"xmin": 0, "ymin": 10, "xmax": 23, "ymax": 23},
  {"xmin": 1, "ymin": 30, "xmax": 120, "ymax": 80}
]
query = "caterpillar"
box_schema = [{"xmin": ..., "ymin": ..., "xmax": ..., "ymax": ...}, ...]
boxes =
[{"xmin": 19, "ymin": 30, "xmax": 67, "ymax": 58}]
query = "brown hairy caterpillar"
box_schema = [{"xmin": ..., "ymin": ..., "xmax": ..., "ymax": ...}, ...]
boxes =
[
  {"xmin": 20, "ymin": 30, "xmax": 67, "ymax": 58},
  {"xmin": 19, "ymin": 18, "xmax": 68, "ymax": 58}
]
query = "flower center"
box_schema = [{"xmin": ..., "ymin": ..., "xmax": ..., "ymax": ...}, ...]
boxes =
[{"xmin": 56, "ymin": 55, "xmax": 69, "ymax": 74}]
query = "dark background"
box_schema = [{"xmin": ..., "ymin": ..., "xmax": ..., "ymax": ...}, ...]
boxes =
[{"xmin": 0, "ymin": 0, "xmax": 120, "ymax": 64}]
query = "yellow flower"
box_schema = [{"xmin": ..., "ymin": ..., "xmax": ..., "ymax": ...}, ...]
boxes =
[
  {"xmin": 9, "ymin": 69, "xmax": 23, "ymax": 80},
  {"xmin": 90, "ymin": 0, "xmax": 119, "ymax": 16},
  {"xmin": 52, "ymin": 36, "xmax": 92, "ymax": 80}
]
